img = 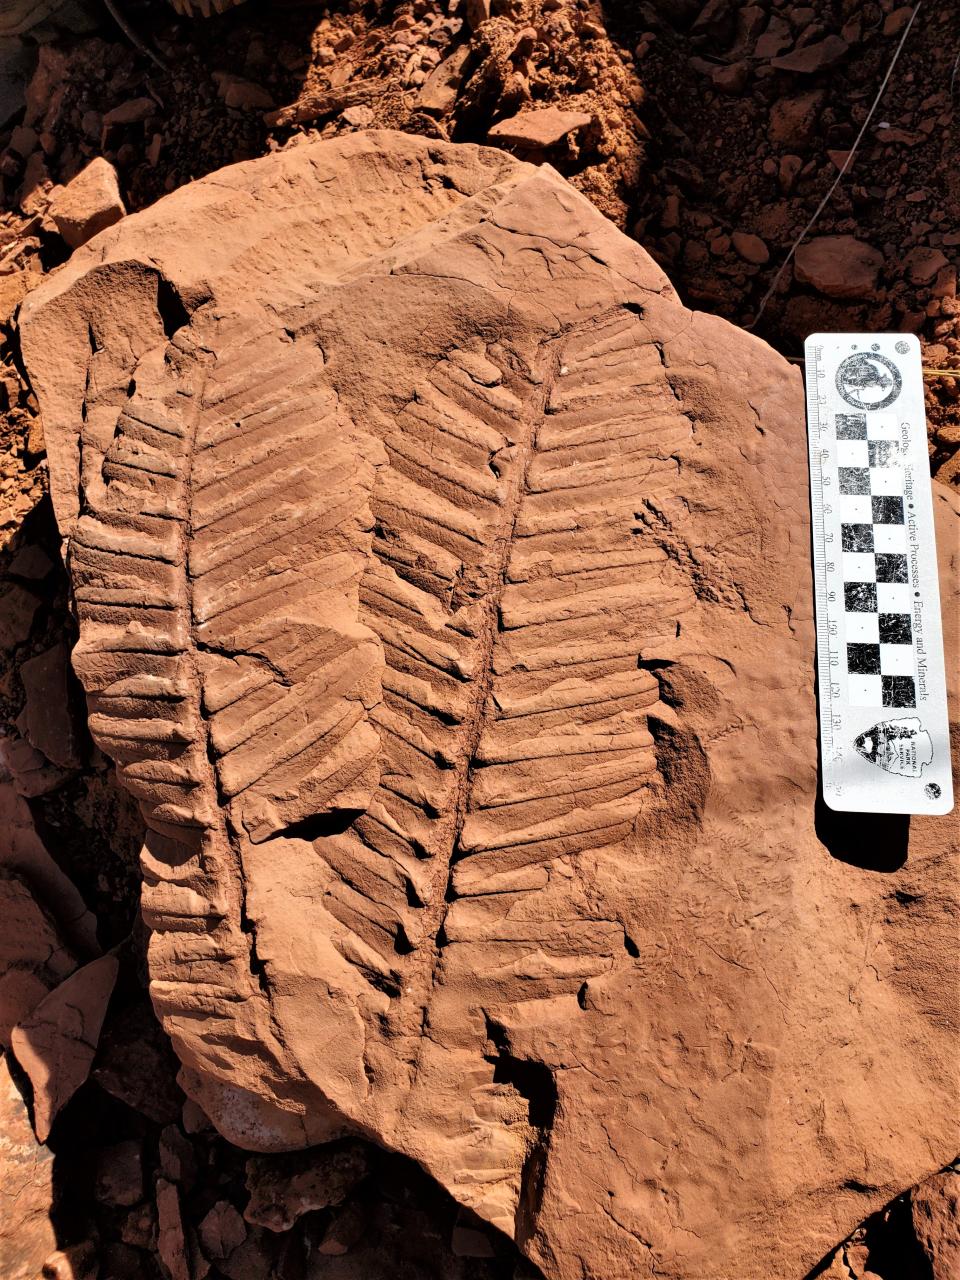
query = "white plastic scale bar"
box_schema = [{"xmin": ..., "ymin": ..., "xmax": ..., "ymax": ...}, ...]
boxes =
[{"xmin": 804, "ymin": 333, "xmax": 953, "ymax": 815}]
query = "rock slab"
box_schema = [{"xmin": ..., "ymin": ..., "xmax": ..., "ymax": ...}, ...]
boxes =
[
  {"xmin": 11, "ymin": 951, "xmax": 118, "ymax": 1140},
  {"xmin": 795, "ymin": 233, "xmax": 884, "ymax": 298},
  {"xmin": 49, "ymin": 156, "xmax": 125, "ymax": 250},
  {"xmin": 488, "ymin": 106, "xmax": 593, "ymax": 149},
  {"xmin": 15, "ymin": 641, "xmax": 85, "ymax": 769},
  {"xmin": 0, "ymin": 1052, "xmax": 58, "ymax": 1280},
  {"xmin": 18, "ymin": 132, "xmax": 960, "ymax": 1280}
]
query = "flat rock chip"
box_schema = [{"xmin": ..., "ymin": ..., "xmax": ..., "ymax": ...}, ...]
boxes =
[
  {"xmin": 198, "ymin": 1200, "xmax": 247, "ymax": 1260},
  {"xmin": 8, "ymin": 543, "xmax": 55, "ymax": 580},
  {"xmin": 102, "ymin": 97, "xmax": 156, "ymax": 127},
  {"xmin": 0, "ymin": 581, "xmax": 40, "ymax": 651},
  {"xmin": 156, "ymin": 1178, "xmax": 190, "ymax": 1280},
  {"xmin": 418, "ymin": 45, "xmax": 471, "ymax": 117},
  {"xmin": 731, "ymin": 230, "xmax": 769, "ymax": 265},
  {"xmin": 15, "ymin": 641, "xmax": 85, "ymax": 769},
  {"xmin": 795, "ymin": 233, "xmax": 884, "ymax": 298},
  {"xmin": 768, "ymin": 90, "xmax": 824, "ymax": 148},
  {"xmin": 905, "ymin": 246, "xmax": 949, "ymax": 286},
  {"xmin": 0, "ymin": 732, "xmax": 68, "ymax": 797},
  {"xmin": 11, "ymin": 952, "xmax": 119, "ymax": 1140},
  {"xmin": 48, "ymin": 156, "xmax": 125, "ymax": 250},
  {"xmin": 18, "ymin": 132, "xmax": 960, "ymax": 1280},
  {"xmin": 0, "ymin": 874, "xmax": 78, "ymax": 1046},
  {"xmin": 0, "ymin": 779, "xmax": 97, "ymax": 956},
  {"xmin": 771, "ymin": 34, "xmax": 849, "ymax": 74},
  {"xmin": 488, "ymin": 106, "xmax": 593, "ymax": 148}
]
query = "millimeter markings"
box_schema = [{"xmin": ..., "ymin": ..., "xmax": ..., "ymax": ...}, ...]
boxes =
[{"xmin": 804, "ymin": 333, "xmax": 953, "ymax": 815}]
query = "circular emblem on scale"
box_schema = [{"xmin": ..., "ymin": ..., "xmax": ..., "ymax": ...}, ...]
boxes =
[{"xmin": 836, "ymin": 350, "xmax": 902, "ymax": 410}]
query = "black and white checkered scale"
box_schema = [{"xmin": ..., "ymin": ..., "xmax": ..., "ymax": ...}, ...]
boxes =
[{"xmin": 835, "ymin": 411, "xmax": 916, "ymax": 709}]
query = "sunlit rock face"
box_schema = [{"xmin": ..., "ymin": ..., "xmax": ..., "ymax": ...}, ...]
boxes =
[{"xmin": 20, "ymin": 131, "xmax": 960, "ymax": 1280}]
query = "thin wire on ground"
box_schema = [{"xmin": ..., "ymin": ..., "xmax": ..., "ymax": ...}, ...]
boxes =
[{"xmin": 748, "ymin": 2, "xmax": 923, "ymax": 332}]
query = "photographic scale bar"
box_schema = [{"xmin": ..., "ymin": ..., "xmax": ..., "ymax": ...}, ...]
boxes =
[{"xmin": 804, "ymin": 332, "xmax": 953, "ymax": 815}]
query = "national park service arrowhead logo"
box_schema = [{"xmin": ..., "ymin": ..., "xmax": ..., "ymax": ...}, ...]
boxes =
[
  {"xmin": 854, "ymin": 717, "xmax": 933, "ymax": 778},
  {"xmin": 836, "ymin": 351, "xmax": 902, "ymax": 411}
]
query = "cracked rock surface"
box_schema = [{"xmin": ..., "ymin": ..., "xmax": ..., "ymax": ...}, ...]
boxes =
[{"xmin": 18, "ymin": 131, "xmax": 960, "ymax": 1280}]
